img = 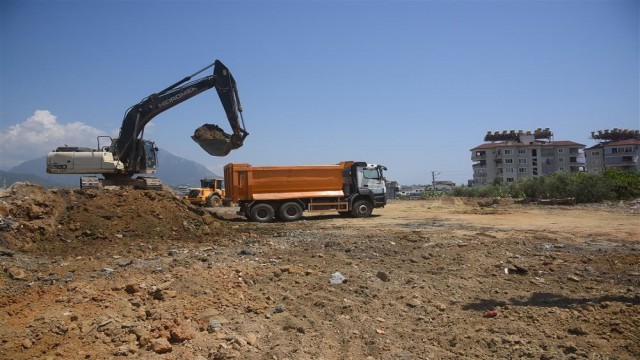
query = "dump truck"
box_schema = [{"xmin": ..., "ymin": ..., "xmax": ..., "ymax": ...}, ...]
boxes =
[
  {"xmin": 224, "ymin": 161, "xmax": 387, "ymax": 222},
  {"xmin": 184, "ymin": 178, "xmax": 225, "ymax": 207}
]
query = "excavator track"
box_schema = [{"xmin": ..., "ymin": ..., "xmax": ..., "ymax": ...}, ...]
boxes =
[
  {"xmin": 135, "ymin": 176, "xmax": 163, "ymax": 190},
  {"xmin": 79, "ymin": 176, "xmax": 163, "ymax": 190}
]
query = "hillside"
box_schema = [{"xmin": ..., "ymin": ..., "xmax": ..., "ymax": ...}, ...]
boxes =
[{"xmin": 5, "ymin": 149, "xmax": 220, "ymax": 188}]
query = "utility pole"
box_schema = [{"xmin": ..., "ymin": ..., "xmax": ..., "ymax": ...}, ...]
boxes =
[{"xmin": 431, "ymin": 171, "xmax": 440, "ymax": 193}]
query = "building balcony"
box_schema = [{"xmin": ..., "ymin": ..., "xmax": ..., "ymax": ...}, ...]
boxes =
[{"xmin": 605, "ymin": 156, "xmax": 638, "ymax": 165}]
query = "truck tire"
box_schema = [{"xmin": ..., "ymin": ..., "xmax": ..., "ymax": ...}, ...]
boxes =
[
  {"xmin": 250, "ymin": 203, "xmax": 275, "ymax": 223},
  {"xmin": 279, "ymin": 202, "xmax": 303, "ymax": 222},
  {"xmin": 351, "ymin": 200, "xmax": 373, "ymax": 218},
  {"xmin": 208, "ymin": 195, "xmax": 222, "ymax": 207}
]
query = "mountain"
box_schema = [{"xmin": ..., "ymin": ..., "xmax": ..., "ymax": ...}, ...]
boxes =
[{"xmin": 4, "ymin": 149, "xmax": 220, "ymax": 188}]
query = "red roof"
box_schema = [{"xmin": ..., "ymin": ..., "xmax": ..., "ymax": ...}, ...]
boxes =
[{"xmin": 585, "ymin": 138, "xmax": 640, "ymax": 150}]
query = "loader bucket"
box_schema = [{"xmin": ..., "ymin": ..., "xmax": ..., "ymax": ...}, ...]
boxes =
[{"xmin": 192, "ymin": 124, "xmax": 239, "ymax": 157}]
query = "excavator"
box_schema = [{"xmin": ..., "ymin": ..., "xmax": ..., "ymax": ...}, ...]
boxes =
[{"xmin": 46, "ymin": 59, "xmax": 248, "ymax": 189}]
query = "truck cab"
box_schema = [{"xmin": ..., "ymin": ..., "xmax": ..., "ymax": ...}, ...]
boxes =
[{"xmin": 354, "ymin": 163, "xmax": 387, "ymax": 208}]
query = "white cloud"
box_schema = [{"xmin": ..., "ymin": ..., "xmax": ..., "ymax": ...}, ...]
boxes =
[{"xmin": 0, "ymin": 110, "xmax": 107, "ymax": 169}]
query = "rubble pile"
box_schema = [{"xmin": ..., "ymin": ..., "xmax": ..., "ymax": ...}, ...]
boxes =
[{"xmin": 0, "ymin": 182, "xmax": 225, "ymax": 255}]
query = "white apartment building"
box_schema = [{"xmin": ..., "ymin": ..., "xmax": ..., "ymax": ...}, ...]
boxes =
[
  {"xmin": 584, "ymin": 129, "xmax": 640, "ymax": 174},
  {"xmin": 585, "ymin": 139, "xmax": 640, "ymax": 174},
  {"xmin": 470, "ymin": 129, "xmax": 585, "ymax": 186}
]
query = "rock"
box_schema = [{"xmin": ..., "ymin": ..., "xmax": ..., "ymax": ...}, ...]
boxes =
[
  {"xmin": 406, "ymin": 299, "xmax": 422, "ymax": 308},
  {"xmin": 434, "ymin": 302, "xmax": 447, "ymax": 311},
  {"xmin": 329, "ymin": 272, "xmax": 346, "ymax": 284},
  {"xmin": 376, "ymin": 271, "xmax": 390, "ymax": 282},
  {"xmin": 273, "ymin": 304, "xmax": 286, "ymax": 314},
  {"xmin": 168, "ymin": 249, "xmax": 179, "ymax": 256},
  {"xmin": 117, "ymin": 259, "xmax": 133, "ymax": 267},
  {"xmin": 22, "ymin": 338, "xmax": 33, "ymax": 349},
  {"xmin": 6, "ymin": 267, "xmax": 27, "ymax": 280},
  {"xmin": 568, "ymin": 326, "xmax": 588, "ymax": 336},
  {"xmin": 124, "ymin": 284, "xmax": 140, "ymax": 294},
  {"xmin": 207, "ymin": 320, "xmax": 223, "ymax": 333},
  {"xmin": 233, "ymin": 336, "xmax": 248, "ymax": 347},
  {"xmin": 151, "ymin": 289, "xmax": 165, "ymax": 300},
  {"xmin": 567, "ymin": 275, "xmax": 581, "ymax": 282},
  {"xmin": 170, "ymin": 326, "xmax": 195, "ymax": 342},
  {"xmin": 150, "ymin": 338, "xmax": 172, "ymax": 354},
  {"xmin": 245, "ymin": 333, "xmax": 257, "ymax": 346}
]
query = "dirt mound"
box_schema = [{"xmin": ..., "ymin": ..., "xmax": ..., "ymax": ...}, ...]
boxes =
[{"xmin": 0, "ymin": 182, "xmax": 228, "ymax": 256}]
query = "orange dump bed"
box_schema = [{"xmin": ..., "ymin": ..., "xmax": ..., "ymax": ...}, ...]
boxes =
[{"xmin": 224, "ymin": 162, "xmax": 354, "ymax": 203}]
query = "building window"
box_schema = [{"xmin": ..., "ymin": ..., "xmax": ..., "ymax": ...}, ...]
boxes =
[
  {"xmin": 518, "ymin": 168, "xmax": 527, "ymax": 173},
  {"xmin": 558, "ymin": 148, "xmax": 564, "ymax": 153},
  {"xmin": 517, "ymin": 149, "xmax": 526, "ymax": 155},
  {"xmin": 611, "ymin": 148, "xmax": 618, "ymax": 154},
  {"xmin": 504, "ymin": 159, "xmax": 514, "ymax": 164},
  {"xmin": 518, "ymin": 158, "xmax": 527, "ymax": 164},
  {"xmin": 624, "ymin": 147, "xmax": 633, "ymax": 153},
  {"xmin": 558, "ymin": 157, "xmax": 564, "ymax": 163},
  {"xmin": 506, "ymin": 177, "xmax": 515, "ymax": 182},
  {"xmin": 559, "ymin": 167, "xmax": 565, "ymax": 171},
  {"xmin": 505, "ymin": 167, "xmax": 514, "ymax": 173},
  {"xmin": 591, "ymin": 151, "xmax": 600, "ymax": 156},
  {"xmin": 503, "ymin": 149, "xmax": 512, "ymax": 155}
]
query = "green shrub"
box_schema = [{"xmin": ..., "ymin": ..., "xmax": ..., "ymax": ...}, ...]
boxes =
[
  {"xmin": 450, "ymin": 170, "xmax": 638, "ymax": 203},
  {"xmin": 602, "ymin": 169, "xmax": 640, "ymax": 199}
]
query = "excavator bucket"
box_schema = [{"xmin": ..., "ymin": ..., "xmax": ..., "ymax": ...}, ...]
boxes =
[{"xmin": 192, "ymin": 124, "xmax": 238, "ymax": 156}]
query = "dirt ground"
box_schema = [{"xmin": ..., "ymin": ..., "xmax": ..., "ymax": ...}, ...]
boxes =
[{"xmin": 1, "ymin": 182, "xmax": 639, "ymax": 360}]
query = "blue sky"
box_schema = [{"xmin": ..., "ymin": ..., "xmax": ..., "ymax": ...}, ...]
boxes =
[{"xmin": 1, "ymin": 0, "xmax": 638, "ymax": 185}]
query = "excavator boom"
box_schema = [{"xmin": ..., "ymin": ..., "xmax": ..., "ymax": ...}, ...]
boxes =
[{"xmin": 117, "ymin": 59, "xmax": 247, "ymax": 169}]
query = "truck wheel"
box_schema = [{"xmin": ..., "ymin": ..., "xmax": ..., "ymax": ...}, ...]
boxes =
[
  {"xmin": 250, "ymin": 203, "xmax": 275, "ymax": 223},
  {"xmin": 208, "ymin": 195, "xmax": 222, "ymax": 207},
  {"xmin": 279, "ymin": 202, "xmax": 303, "ymax": 222},
  {"xmin": 351, "ymin": 200, "xmax": 373, "ymax": 217}
]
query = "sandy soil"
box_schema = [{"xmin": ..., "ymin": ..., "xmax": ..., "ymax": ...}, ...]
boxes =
[{"xmin": 1, "ymin": 183, "xmax": 639, "ymax": 359}]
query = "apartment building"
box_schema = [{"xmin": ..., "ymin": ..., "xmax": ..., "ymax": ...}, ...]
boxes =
[
  {"xmin": 470, "ymin": 129, "xmax": 585, "ymax": 186},
  {"xmin": 584, "ymin": 129, "xmax": 640, "ymax": 174}
]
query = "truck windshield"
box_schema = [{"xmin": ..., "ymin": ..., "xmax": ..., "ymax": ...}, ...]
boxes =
[{"xmin": 363, "ymin": 168, "xmax": 381, "ymax": 179}]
